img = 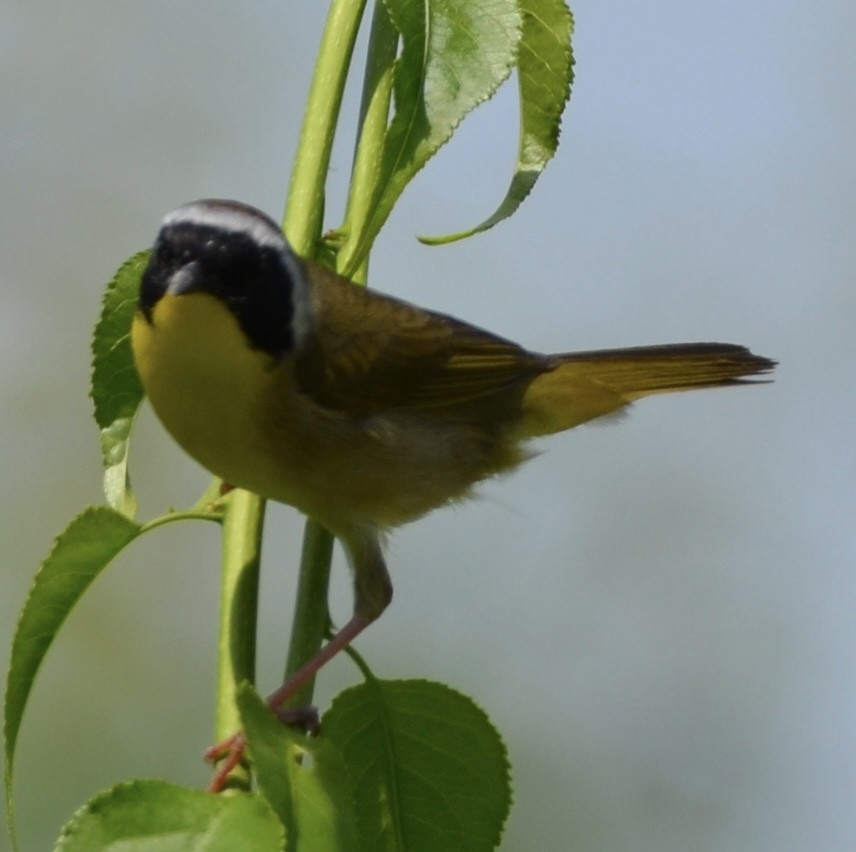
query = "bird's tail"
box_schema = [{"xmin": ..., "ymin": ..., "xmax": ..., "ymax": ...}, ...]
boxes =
[{"xmin": 517, "ymin": 343, "xmax": 775, "ymax": 438}]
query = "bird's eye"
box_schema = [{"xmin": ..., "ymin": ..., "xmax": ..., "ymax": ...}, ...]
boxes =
[
  {"xmin": 207, "ymin": 237, "xmax": 261, "ymax": 281},
  {"xmin": 154, "ymin": 241, "xmax": 175, "ymax": 265}
]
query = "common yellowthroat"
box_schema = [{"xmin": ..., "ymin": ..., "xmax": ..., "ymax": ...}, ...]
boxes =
[{"xmin": 131, "ymin": 199, "xmax": 774, "ymax": 784}]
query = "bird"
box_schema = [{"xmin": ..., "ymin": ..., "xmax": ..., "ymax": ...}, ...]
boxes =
[{"xmin": 131, "ymin": 198, "xmax": 775, "ymax": 787}]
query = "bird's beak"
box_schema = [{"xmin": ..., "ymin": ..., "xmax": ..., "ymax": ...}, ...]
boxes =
[{"xmin": 166, "ymin": 260, "xmax": 201, "ymax": 296}]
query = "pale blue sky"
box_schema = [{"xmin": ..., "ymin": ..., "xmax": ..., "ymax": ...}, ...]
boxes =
[{"xmin": 3, "ymin": 2, "xmax": 854, "ymax": 849}]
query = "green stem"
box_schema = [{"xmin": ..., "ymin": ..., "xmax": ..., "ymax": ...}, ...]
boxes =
[
  {"xmin": 281, "ymin": 520, "xmax": 335, "ymax": 706},
  {"xmin": 215, "ymin": 490, "xmax": 265, "ymax": 744},
  {"xmin": 140, "ymin": 510, "xmax": 223, "ymax": 533},
  {"xmin": 339, "ymin": 1, "xmax": 398, "ymax": 279},
  {"xmin": 213, "ymin": 0, "xmax": 395, "ymax": 742},
  {"xmin": 277, "ymin": 0, "xmax": 370, "ymax": 706},
  {"xmin": 283, "ymin": 0, "xmax": 370, "ymax": 257}
]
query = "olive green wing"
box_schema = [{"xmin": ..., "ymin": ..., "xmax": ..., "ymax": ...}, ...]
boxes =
[{"xmin": 293, "ymin": 268, "xmax": 549, "ymax": 414}]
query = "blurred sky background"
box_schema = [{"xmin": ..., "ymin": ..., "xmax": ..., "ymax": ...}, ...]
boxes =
[{"xmin": 2, "ymin": 1, "xmax": 854, "ymax": 849}]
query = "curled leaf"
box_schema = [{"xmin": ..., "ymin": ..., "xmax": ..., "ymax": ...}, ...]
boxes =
[
  {"xmin": 90, "ymin": 251, "xmax": 148, "ymax": 517},
  {"xmin": 421, "ymin": 0, "xmax": 574, "ymax": 244}
]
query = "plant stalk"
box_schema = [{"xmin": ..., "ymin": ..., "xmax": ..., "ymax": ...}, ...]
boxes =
[
  {"xmin": 215, "ymin": 489, "xmax": 265, "ymax": 747},
  {"xmin": 279, "ymin": 0, "xmax": 370, "ymax": 703}
]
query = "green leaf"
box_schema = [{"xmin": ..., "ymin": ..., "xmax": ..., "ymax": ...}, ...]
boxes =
[
  {"xmin": 237, "ymin": 684, "xmax": 357, "ymax": 852},
  {"xmin": 420, "ymin": 0, "xmax": 574, "ymax": 244},
  {"xmin": 342, "ymin": 0, "xmax": 521, "ymax": 271},
  {"xmin": 54, "ymin": 780, "xmax": 284, "ymax": 851},
  {"xmin": 90, "ymin": 251, "xmax": 148, "ymax": 517},
  {"xmin": 5, "ymin": 507, "xmax": 142, "ymax": 847},
  {"xmin": 324, "ymin": 679, "xmax": 512, "ymax": 852}
]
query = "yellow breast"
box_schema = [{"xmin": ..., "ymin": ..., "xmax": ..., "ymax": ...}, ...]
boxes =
[{"xmin": 131, "ymin": 292, "xmax": 281, "ymax": 494}]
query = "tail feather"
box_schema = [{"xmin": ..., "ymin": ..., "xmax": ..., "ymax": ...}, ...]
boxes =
[{"xmin": 518, "ymin": 343, "xmax": 775, "ymax": 438}]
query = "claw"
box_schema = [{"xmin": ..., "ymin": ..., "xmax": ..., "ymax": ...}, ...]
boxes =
[{"xmin": 205, "ymin": 733, "xmax": 246, "ymax": 793}]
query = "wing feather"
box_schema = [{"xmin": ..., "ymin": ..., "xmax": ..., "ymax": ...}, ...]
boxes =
[{"xmin": 293, "ymin": 264, "xmax": 549, "ymax": 414}]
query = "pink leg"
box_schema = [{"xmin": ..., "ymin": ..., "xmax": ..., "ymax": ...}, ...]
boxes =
[
  {"xmin": 206, "ymin": 528, "xmax": 391, "ymax": 792},
  {"xmin": 205, "ymin": 613, "xmax": 371, "ymax": 792}
]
